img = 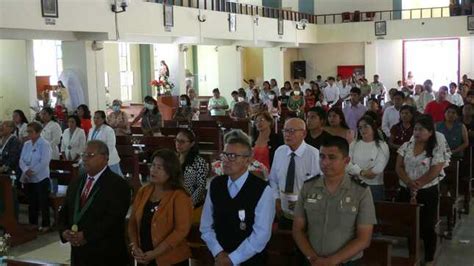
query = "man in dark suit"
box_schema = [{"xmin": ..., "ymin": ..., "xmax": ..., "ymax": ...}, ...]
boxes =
[
  {"xmin": 0, "ymin": 121, "xmax": 22, "ymax": 174},
  {"xmin": 58, "ymin": 140, "xmax": 131, "ymax": 266}
]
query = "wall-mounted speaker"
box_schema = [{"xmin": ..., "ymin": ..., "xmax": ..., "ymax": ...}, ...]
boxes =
[{"xmin": 292, "ymin": 61, "xmax": 306, "ymax": 79}]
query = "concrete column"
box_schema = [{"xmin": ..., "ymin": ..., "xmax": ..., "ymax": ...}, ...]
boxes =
[
  {"xmin": 218, "ymin": 45, "xmax": 243, "ymax": 99},
  {"xmin": 0, "ymin": 40, "xmax": 36, "ymax": 120},
  {"xmin": 263, "ymin": 47, "xmax": 284, "ymax": 89},
  {"xmin": 62, "ymin": 41, "xmax": 106, "ymax": 111}
]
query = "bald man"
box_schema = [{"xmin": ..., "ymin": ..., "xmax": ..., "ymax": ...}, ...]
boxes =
[
  {"xmin": 269, "ymin": 118, "xmax": 321, "ymax": 230},
  {"xmin": 0, "ymin": 120, "xmax": 22, "ymax": 173}
]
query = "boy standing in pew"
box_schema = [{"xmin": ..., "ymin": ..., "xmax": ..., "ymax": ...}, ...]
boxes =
[{"xmin": 293, "ymin": 136, "xmax": 376, "ymax": 266}]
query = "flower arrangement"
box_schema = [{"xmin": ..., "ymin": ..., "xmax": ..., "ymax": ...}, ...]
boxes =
[
  {"xmin": 149, "ymin": 76, "xmax": 175, "ymax": 96},
  {"xmin": 0, "ymin": 233, "xmax": 11, "ymax": 256}
]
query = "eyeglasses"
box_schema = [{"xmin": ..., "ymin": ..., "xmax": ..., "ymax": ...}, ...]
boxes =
[
  {"xmin": 219, "ymin": 152, "xmax": 250, "ymax": 162},
  {"xmin": 81, "ymin": 152, "xmax": 98, "ymax": 159},
  {"xmin": 175, "ymin": 138, "xmax": 190, "ymax": 144},
  {"xmin": 282, "ymin": 128, "xmax": 305, "ymax": 135}
]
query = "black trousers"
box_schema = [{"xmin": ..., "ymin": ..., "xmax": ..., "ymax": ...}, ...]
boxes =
[
  {"xmin": 397, "ymin": 185, "xmax": 438, "ymax": 262},
  {"xmin": 26, "ymin": 178, "xmax": 51, "ymax": 227}
]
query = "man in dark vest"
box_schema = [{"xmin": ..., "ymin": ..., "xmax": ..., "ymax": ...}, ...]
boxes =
[
  {"xmin": 200, "ymin": 130, "xmax": 275, "ymax": 266},
  {"xmin": 58, "ymin": 140, "xmax": 131, "ymax": 266}
]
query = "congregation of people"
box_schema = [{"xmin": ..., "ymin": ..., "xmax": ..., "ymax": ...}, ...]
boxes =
[{"xmin": 1, "ymin": 72, "xmax": 474, "ymax": 266}]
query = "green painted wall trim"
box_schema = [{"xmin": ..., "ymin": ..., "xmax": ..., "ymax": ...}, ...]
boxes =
[
  {"xmin": 192, "ymin": 45, "xmax": 199, "ymax": 93},
  {"xmin": 393, "ymin": 0, "xmax": 402, "ymax": 19},
  {"xmin": 139, "ymin": 44, "xmax": 152, "ymax": 98}
]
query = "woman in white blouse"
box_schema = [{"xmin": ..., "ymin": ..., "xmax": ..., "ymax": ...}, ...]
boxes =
[
  {"xmin": 88, "ymin": 110, "xmax": 122, "ymax": 176},
  {"xmin": 395, "ymin": 114, "xmax": 451, "ymax": 265},
  {"xmin": 347, "ymin": 115, "xmax": 389, "ymax": 201},
  {"xmin": 61, "ymin": 115, "xmax": 86, "ymax": 161},
  {"xmin": 39, "ymin": 107, "xmax": 63, "ymax": 160}
]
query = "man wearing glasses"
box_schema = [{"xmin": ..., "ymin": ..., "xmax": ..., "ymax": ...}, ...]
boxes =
[
  {"xmin": 200, "ymin": 131, "xmax": 275, "ymax": 266},
  {"xmin": 58, "ymin": 140, "xmax": 131, "ymax": 266},
  {"xmin": 269, "ymin": 118, "xmax": 321, "ymax": 230}
]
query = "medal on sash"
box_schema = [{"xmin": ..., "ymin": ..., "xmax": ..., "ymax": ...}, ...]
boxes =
[
  {"xmin": 238, "ymin": 209, "xmax": 246, "ymax": 231},
  {"xmin": 72, "ymin": 177, "xmax": 100, "ymax": 233},
  {"xmin": 67, "ymin": 145, "xmax": 72, "ymax": 150}
]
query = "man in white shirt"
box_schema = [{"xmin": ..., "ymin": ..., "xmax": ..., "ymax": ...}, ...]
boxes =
[
  {"xmin": 382, "ymin": 91, "xmax": 405, "ymax": 137},
  {"xmin": 269, "ymin": 118, "xmax": 321, "ymax": 230},
  {"xmin": 447, "ymin": 82, "xmax": 464, "ymax": 107},
  {"xmin": 299, "ymin": 77, "xmax": 311, "ymax": 92},
  {"xmin": 416, "ymin": 79, "xmax": 435, "ymax": 112},
  {"xmin": 370, "ymin": 74, "xmax": 386, "ymax": 99},
  {"xmin": 316, "ymin": 75, "xmax": 326, "ymax": 89},
  {"xmin": 245, "ymin": 79, "xmax": 258, "ymax": 100},
  {"xmin": 323, "ymin": 77, "xmax": 340, "ymax": 105},
  {"xmin": 207, "ymin": 88, "xmax": 229, "ymax": 116},
  {"xmin": 338, "ymin": 78, "xmax": 352, "ymax": 102}
]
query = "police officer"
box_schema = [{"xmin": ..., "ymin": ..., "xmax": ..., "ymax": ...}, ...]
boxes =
[{"xmin": 293, "ymin": 136, "xmax": 376, "ymax": 266}]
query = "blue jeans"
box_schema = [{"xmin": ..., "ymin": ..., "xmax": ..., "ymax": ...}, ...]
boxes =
[{"xmin": 369, "ymin": 185, "xmax": 385, "ymax": 201}]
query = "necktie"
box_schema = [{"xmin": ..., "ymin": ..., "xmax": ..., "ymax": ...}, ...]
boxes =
[
  {"xmin": 80, "ymin": 177, "xmax": 95, "ymax": 207},
  {"xmin": 285, "ymin": 153, "xmax": 296, "ymax": 193}
]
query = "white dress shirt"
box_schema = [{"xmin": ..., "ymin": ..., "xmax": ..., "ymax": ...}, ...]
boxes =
[
  {"xmin": 346, "ymin": 140, "xmax": 390, "ymax": 185},
  {"xmin": 82, "ymin": 165, "xmax": 108, "ymax": 195},
  {"xmin": 339, "ymin": 84, "xmax": 352, "ymax": 100},
  {"xmin": 381, "ymin": 105, "xmax": 401, "ymax": 137},
  {"xmin": 16, "ymin": 123, "xmax": 28, "ymax": 140},
  {"xmin": 323, "ymin": 84, "xmax": 340, "ymax": 103},
  {"xmin": 269, "ymin": 141, "xmax": 320, "ymax": 216},
  {"xmin": 447, "ymin": 93, "xmax": 464, "ymax": 106},
  {"xmin": 41, "ymin": 121, "xmax": 63, "ymax": 160},
  {"xmin": 87, "ymin": 124, "xmax": 120, "ymax": 165},
  {"xmin": 200, "ymin": 171, "xmax": 275, "ymax": 265},
  {"xmin": 370, "ymin": 82, "xmax": 385, "ymax": 96},
  {"xmin": 61, "ymin": 128, "xmax": 86, "ymax": 161},
  {"xmin": 300, "ymin": 82, "xmax": 311, "ymax": 92}
]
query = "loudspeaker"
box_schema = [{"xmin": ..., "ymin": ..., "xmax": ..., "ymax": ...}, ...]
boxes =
[{"xmin": 292, "ymin": 61, "xmax": 306, "ymax": 79}]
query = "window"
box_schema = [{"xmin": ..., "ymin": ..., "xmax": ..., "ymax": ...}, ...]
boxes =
[
  {"xmin": 119, "ymin": 43, "xmax": 133, "ymax": 101},
  {"xmin": 33, "ymin": 40, "xmax": 63, "ymax": 84}
]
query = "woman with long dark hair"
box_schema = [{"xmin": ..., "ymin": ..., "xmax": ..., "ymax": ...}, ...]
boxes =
[
  {"xmin": 324, "ymin": 107, "xmax": 354, "ymax": 143},
  {"xmin": 347, "ymin": 115, "xmax": 389, "ymax": 201},
  {"xmin": 12, "ymin": 109, "xmax": 29, "ymax": 141},
  {"xmin": 132, "ymin": 96, "xmax": 163, "ymax": 136},
  {"xmin": 388, "ymin": 105, "xmax": 417, "ymax": 149},
  {"xmin": 175, "ymin": 129, "xmax": 208, "ymax": 207},
  {"xmin": 436, "ymin": 104, "xmax": 469, "ymax": 160},
  {"xmin": 396, "ymin": 114, "xmax": 451, "ymax": 265},
  {"xmin": 128, "ymin": 149, "xmax": 192, "ymax": 266},
  {"xmin": 76, "ymin": 104, "xmax": 92, "ymax": 135}
]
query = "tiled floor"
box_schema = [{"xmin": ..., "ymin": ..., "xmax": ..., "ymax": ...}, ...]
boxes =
[
  {"xmin": 6, "ymin": 201, "xmax": 474, "ymax": 265},
  {"xmin": 436, "ymin": 204, "xmax": 474, "ymax": 266}
]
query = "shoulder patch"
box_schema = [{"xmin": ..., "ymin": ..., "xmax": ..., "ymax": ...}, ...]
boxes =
[
  {"xmin": 304, "ymin": 175, "xmax": 321, "ymax": 183},
  {"xmin": 350, "ymin": 175, "xmax": 368, "ymax": 188}
]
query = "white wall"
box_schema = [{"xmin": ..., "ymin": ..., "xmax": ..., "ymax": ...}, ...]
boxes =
[
  {"xmin": 218, "ymin": 46, "xmax": 243, "ymax": 99},
  {"xmin": 314, "ymin": 0, "xmax": 392, "ymax": 15},
  {"xmin": 197, "ymin": 45, "xmax": 219, "ymax": 97},
  {"xmin": 263, "ymin": 47, "xmax": 284, "ymax": 88},
  {"xmin": 103, "ymin": 43, "xmax": 121, "ymax": 103},
  {"xmin": 374, "ymin": 40, "xmax": 403, "ymax": 89},
  {"xmin": 298, "ymin": 42, "xmax": 365, "ymax": 80},
  {"xmin": 0, "ymin": 40, "xmax": 36, "ymax": 121}
]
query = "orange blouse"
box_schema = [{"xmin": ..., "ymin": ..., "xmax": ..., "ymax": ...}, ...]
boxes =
[{"xmin": 128, "ymin": 185, "xmax": 193, "ymax": 265}]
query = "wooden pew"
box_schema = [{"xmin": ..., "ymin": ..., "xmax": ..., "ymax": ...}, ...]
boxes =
[
  {"xmin": 439, "ymin": 159, "xmax": 462, "ymax": 238},
  {"xmin": 373, "ymin": 201, "xmax": 421, "ymax": 266},
  {"xmin": 383, "ymin": 171, "xmax": 399, "ymax": 202},
  {"xmin": 187, "ymin": 223, "xmax": 214, "ymax": 266},
  {"xmin": 0, "ymin": 174, "xmax": 37, "ymax": 246},
  {"xmin": 116, "ymin": 145, "xmax": 141, "ymax": 199},
  {"xmin": 49, "ymin": 160, "xmax": 80, "ymax": 226},
  {"xmin": 459, "ymin": 144, "xmax": 473, "ymax": 215},
  {"xmin": 265, "ymin": 229, "xmax": 299, "ymax": 266},
  {"xmin": 362, "ymin": 239, "xmax": 393, "ymax": 266}
]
